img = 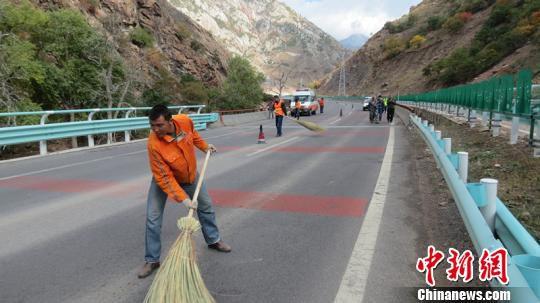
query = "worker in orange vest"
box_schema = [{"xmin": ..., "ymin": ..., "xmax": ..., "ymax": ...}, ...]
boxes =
[
  {"xmin": 273, "ymin": 97, "xmax": 287, "ymax": 136},
  {"xmin": 318, "ymin": 97, "xmax": 325, "ymax": 114},
  {"xmin": 294, "ymin": 96, "xmax": 301, "ymax": 120}
]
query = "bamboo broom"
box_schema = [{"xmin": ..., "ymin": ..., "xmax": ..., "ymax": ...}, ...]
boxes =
[
  {"xmin": 286, "ymin": 116, "xmax": 325, "ymax": 132},
  {"xmin": 144, "ymin": 151, "xmax": 215, "ymax": 303}
]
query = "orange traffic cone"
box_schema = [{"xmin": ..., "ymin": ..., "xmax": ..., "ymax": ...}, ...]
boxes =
[{"xmin": 258, "ymin": 125, "xmax": 266, "ymax": 144}]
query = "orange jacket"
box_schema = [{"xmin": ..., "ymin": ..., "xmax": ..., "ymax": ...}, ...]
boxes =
[
  {"xmin": 295, "ymin": 101, "xmax": 301, "ymax": 109},
  {"xmin": 147, "ymin": 114, "xmax": 208, "ymax": 202},
  {"xmin": 318, "ymin": 98, "xmax": 325, "ymax": 106},
  {"xmin": 274, "ymin": 100, "xmax": 285, "ymax": 116}
]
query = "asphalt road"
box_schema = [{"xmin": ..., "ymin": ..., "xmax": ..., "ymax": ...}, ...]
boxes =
[{"xmin": 0, "ymin": 102, "xmax": 391, "ymax": 303}]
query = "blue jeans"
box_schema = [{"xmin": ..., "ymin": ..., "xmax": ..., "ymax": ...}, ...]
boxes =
[
  {"xmin": 275, "ymin": 115, "xmax": 283, "ymax": 136},
  {"xmin": 144, "ymin": 175, "xmax": 221, "ymax": 263}
]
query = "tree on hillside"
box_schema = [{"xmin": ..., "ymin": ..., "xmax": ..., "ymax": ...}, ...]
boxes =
[
  {"xmin": 269, "ymin": 70, "xmax": 290, "ymax": 97},
  {"xmin": 220, "ymin": 56, "xmax": 264, "ymax": 109}
]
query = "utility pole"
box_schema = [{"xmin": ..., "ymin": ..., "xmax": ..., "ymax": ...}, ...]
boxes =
[{"xmin": 338, "ymin": 60, "xmax": 346, "ymax": 96}]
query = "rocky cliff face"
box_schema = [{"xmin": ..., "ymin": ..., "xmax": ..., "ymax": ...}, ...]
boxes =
[
  {"xmin": 168, "ymin": 0, "xmax": 350, "ymax": 91},
  {"xmin": 36, "ymin": 0, "xmax": 230, "ymax": 87},
  {"xmin": 320, "ymin": 0, "xmax": 540, "ymax": 96}
]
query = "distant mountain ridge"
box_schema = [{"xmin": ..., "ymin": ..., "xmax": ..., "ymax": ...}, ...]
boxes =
[
  {"xmin": 340, "ymin": 34, "xmax": 369, "ymax": 50},
  {"xmin": 167, "ymin": 0, "xmax": 350, "ymax": 90}
]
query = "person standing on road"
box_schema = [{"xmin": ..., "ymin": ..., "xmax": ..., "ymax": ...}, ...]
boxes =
[
  {"xmin": 376, "ymin": 95, "xmax": 384, "ymax": 123},
  {"xmin": 387, "ymin": 97, "xmax": 396, "ymax": 123},
  {"xmin": 138, "ymin": 104, "xmax": 232, "ymax": 279},
  {"xmin": 268, "ymin": 96, "xmax": 277, "ymax": 119},
  {"xmin": 318, "ymin": 97, "xmax": 325, "ymax": 114},
  {"xmin": 294, "ymin": 96, "xmax": 301, "ymax": 120},
  {"xmin": 273, "ymin": 97, "xmax": 287, "ymax": 136}
]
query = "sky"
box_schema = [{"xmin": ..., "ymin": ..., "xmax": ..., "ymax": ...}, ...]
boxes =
[{"xmin": 280, "ymin": 0, "xmax": 423, "ymax": 40}]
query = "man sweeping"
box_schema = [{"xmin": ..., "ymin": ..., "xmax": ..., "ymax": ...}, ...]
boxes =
[{"xmin": 138, "ymin": 104, "xmax": 231, "ymax": 279}]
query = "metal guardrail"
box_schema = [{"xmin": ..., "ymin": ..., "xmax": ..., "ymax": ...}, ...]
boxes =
[
  {"xmin": 410, "ymin": 114, "xmax": 540, "ymax": 302},
  {"xmin": 0, "ymin": 109, "xmax": 219, "ymax": 155}
]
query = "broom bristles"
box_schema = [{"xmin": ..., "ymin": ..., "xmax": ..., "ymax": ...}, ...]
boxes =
[
  {"xmin": 294, "ymin": 119, "xmax": 325, "ymax": 132},
  {"xmin": 144, "ymin": 217, "xmax": 215, "ymax": 303}
]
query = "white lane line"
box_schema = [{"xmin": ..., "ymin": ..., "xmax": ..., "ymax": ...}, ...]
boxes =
[
  {"xmin": 247, "ymin": 136, "xmax": 299, "ymax": 157},
  {"xmin": 204, "ymin": 130, "xmax": 247, "ymax": 139},
  {"xmin": 329, "ymin": 119, "xmax": 341, "ymax": 125},
  {"xmin": 334, "ymin": 126, "xmax": 395, "ymax": 303},
  {"xmin": 0, "ymin": 150, "xmax": 145, "ymax": 181}
]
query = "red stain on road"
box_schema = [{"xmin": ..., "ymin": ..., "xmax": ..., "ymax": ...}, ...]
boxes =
[
  {"xmin": 209, "ymin": 189, "xmax": 367, "ymax": 217},
  {"xmin": 0, "ymin": 176, "xmax": 142, "ymax": 195}
]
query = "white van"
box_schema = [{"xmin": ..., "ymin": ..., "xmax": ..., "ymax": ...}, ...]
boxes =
[{"xmin": 290, "ymin": 89, "xmax": 319, "ymax": 116}]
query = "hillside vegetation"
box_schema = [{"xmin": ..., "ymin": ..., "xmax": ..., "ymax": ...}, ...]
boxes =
[
  {"xmin": 320, "ymin": 0, "xmax": 540, "ymax": 96},
  {"xmin": 0, "ymin": 0, "xmax": 267, "ymax": 120}
]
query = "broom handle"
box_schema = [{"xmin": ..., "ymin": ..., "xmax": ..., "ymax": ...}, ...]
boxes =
[{"xmin": 188, "ymin": 150, "xmax": 211, "ymax": 218}]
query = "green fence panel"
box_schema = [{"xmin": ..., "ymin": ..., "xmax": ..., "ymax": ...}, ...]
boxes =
[{"xmin": 516, "ymin": 69, "xmax": 532, "ymax": 115}]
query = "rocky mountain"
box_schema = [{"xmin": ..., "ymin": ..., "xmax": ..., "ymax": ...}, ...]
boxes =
[
  {"xmin": 340, "ymin": 34, "xmax": 368, "ymax": 50},
  {"xmin": 320, "ymin": 0, "xmax": 540, "ymax": 96},
  {"xmin": 167, "ymin": 0, "xmax": 350, "ymax": 91},
  {"xmin": 34, "ymin": 0, "xmax": 229, "ymax": 88}
]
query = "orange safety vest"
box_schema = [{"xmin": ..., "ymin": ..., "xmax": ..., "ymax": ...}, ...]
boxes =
[
  {"xmin": 295, "ymin": 101, "xmax": 301, "ymax": 109},
  {"xmin": 318, "ymin": 98, "xmax": 325, "ymax": 106},
  {"xmin": 274, "ymin": 101, "xmax": 284, "ymax": 116}
]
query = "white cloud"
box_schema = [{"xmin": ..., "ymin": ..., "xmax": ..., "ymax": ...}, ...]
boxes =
[{"xmin": 280, "ymin": 0, "xmax": 422, "ymax": 40}]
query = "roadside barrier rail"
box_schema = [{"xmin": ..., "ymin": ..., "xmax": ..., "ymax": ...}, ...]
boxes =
[
  {"xmin": 401, "ymin": 69, "xmax": 539, "ymax": 147},
  {"xmin": 0, "ymin": 106, "xmax": 218, "ymax": 155},
  {"xmin": 410, "ymin": 113, "xmax": 540, "ymax": 302}
]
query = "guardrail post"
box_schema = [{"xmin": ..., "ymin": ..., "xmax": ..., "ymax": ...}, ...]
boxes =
[
  {"xmin": 435, "ymin": 130, "xmax": 442, "ymax": 140},
  {"xmin": 443, "ymin": 138, "xmax": 452, "ymax": 155},
  {"xmin": 39, "ymin": 111, "xmax": 52, "ymax": 155},
  {"xmin": 429, "ymin": 124, "xmax": 435, "ymax": 133},
  {"xmin": 510, "ymin": 116, "xmax": 520, "ymax": 144},
  {"xmin": 492, "ymin": 113, "xmax": 501, "ymax": 137},
  {"xmin": 124, "ymin": 109, "xmax": 135, "ymax": 142},
  {"xmin": 422, "ymin": 120, "xmax": 428, "ymax": 127},
  {"xmin": 458, "ymin": 152, "xmax": 468, "ymax": 183},
  {"xmin": 480, "ymin": 178, "xmax": 498, "ymax": 232},
  {"xmin": 70, "ymin": 112, "xmax": 78, "ymax": 148},
  {"xmin": 468, "ymin": 110, "xmax": 477, "ymax": 128},
  {"xmin": 482, "ymin": 112, "xmax": 488, "ymax": 126},
  {"xmin": 87, "ymin": 110, "xmax": 99, "ymax": 147},
  {"xmin": 533, "ymin": 117, "xmax": 540, "ymax": 157}
]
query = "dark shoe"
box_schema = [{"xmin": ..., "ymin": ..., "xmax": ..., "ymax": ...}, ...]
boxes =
[
  {"xmin": 137, "ymin": 262, "xmax": 160, "ymax": 279},
  {"xmin": 208, "ymin": 241, "xmax": 232, "ymax": 253}
]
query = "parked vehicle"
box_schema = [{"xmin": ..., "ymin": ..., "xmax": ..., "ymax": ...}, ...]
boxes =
[
  {"xmin": 289, "ymin": 89, "xmax": 318, "ymax": 116},
  {"xmin": 363, "ymin": 96, "xmax": 371, "ymax": 111}
]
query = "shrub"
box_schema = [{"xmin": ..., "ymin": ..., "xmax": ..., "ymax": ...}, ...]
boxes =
[
  {"xmin": 457, "ymin": 12, "xmax": 473, "ymax": 23},
  {"xmin": 530, "ymin": 11, "xmax": 540, "ymax": 26},
  {"xmin": 175, "ymin": 24, "xmax": 191, "ymax": 41},
  {"xmin": 383, "ymin": 37, "xmax": 405, "ymax": 58},
  {"xmin": 146, "ymin": 48, "xmax": 165, "ymax": 70},
  {"xmin": 80, "ymin": 0, "xmax": 98, "ymax": 14},
  {"xmin": 427, "ymin": 16, "xmax": 443, "ymax": 31},
  {"xmin": 461, "ymin": 0, "xmax": 491, "ymax": 14},
  {"xmin": 486, "ymin": 4, "xmax": 512, "ymax": 27},
  {"xmin": 406, "ymin": 14, "xmax": 418, "ymax": 27},
  {"xmin": 190, "ymin": 40, "xmax": 203, "ymax": 52},
  {"xmin": 130, "ymin": 27, "xmax": 154, "ymax": 48},
  {"xmin": 443, "ymin": 16, "xmax": 465, "ymax": 33},
  {"xmin": 409, "ymin": 35, "xmax": 426, "ymax": 48}
]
